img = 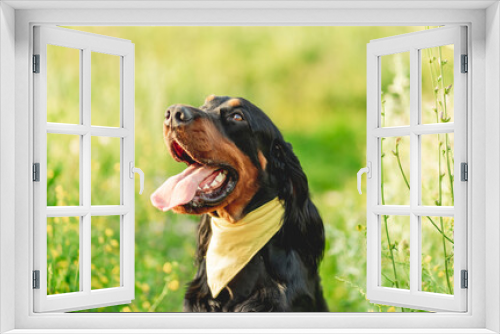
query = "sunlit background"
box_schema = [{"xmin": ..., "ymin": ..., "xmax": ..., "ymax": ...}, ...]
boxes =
[{"xmin": 46, "ymin": 26, "xmax": 455, "ymax": 312}]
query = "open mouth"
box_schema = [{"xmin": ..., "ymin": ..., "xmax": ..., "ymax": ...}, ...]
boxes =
[
  {"xmin": 150, "ymin": 140, "xmax": 238, "ymax": 212},
  {"xmin": 192, "ymin": 168, "xmax": 236, "ymax": 206}
]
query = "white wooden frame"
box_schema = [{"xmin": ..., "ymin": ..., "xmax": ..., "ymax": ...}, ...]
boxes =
[
  {"xmin": 32, "ymin": 26, "xmax": 135, "ymax": 312},
  {"xmin": 366, "ymin": 26, "xmax": 467, "ymax": 312},
  {"xmin": 1, "ymin": 1, "xmax": 499, "ymax": 333}
]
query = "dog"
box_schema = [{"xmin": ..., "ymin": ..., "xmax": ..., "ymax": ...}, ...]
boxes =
[{"xmin": 151, "ymin": 95, "xmax": 328, "ymax": 312}]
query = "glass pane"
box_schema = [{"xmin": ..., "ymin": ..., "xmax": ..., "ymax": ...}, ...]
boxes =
[
  {"xmin": 91, "ymin": 216, "xmax": 121, "ymax": 290},
  {"xmin": 381, "ymin": 215, "xmax": 410, "ymax": 290},
  {"xmin": 421, "ymin": 133, "xmax": 454, "ymax": 206},
  {"xmin": 421, "ymin": 216, "xmax": 454, "ymax": 295},
  {"xmin": 380, "ymin": 136, "xmax": 410, "ymax": 205},
  {"xmin": 47, "ymin": 45, "xmax": 80, "ymax": 124},
  {"xmin": 91, "ymin": 52, "xmax": 121, "ymax": 127},
  {"xmin": 47, "ymin": 134, "xmax": 80, "ymax": 206},
  {"xmin": 91, "ymin": 136, "xmax": 121, "ymax": 205},
  {"xmin": 380, "ymin": 52, "xmax": 410, "ymax": 127},
  {"xmin": 47, "ymin": 216, "xmax": 80, "ymax": 295},
  {"xmin": 421, "ymin": 45, "xmax": 454, "ymax": 124}
]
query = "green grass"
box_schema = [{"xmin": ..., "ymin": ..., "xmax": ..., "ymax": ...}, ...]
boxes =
[{"xmin": 44, "ymin": 26, "xmax": 453, "ymax": 312}]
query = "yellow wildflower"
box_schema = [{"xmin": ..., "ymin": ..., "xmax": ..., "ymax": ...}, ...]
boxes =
[
  {"xmin": 100, "ymin": 276, "xmax": 109, "ymax": 284},
  {"xmin": 163, "ymin": 262, "xmax": 172, "ymax": 274},
  {"xmin": 168, "ymin": 280, "xmax": 180, "ymax": 291},
  {"xmin": 105, "ymin": 228, "xmax": 114, "ymax": 237}
]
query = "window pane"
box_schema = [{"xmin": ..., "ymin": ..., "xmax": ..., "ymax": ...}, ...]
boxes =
[
  {"xmin": 91, "ymin": 136, "xmax": 121, "ymax": 205},
  {"xmin": 47, "ymin": 216, "xmax": 80, "ymax": 295},
  {"xmin": 380, "ymin": 215, "xmax": 410, "ymax": 290},
  {"xmin": 47, "ymin": 45, "xmax": 80, "ymax": 124},
  {"xmin": 421, "ymin": 216, "xmax": 454, "ymax": 295},
  {"xmin": 91, "ymin": 215, "xmax": 121, "ymax": 290},
  {"xmin": 421, "ymin": 133, "xmax": 454, "ymax": 206},
  {"xmin": 47, "ymin": 134, "xmax": 80, "ymax": 206},
  {"xmin": 91, "ymin": 52, "xmax": 121, "ymax": 127},
  {"xmin": 380, "ymin": 52, "xmax": 410, "ymax": 127},
  {"xmin": 421, "ymin": 45, "xmax": 454, "ymax": 125},
  {"xmin": 380, "ymin": 136, "xmax": 410, "ymax": 205}
]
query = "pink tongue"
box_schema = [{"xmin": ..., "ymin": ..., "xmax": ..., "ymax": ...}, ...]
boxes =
[{"xmin": 151, "ymin": 165, "xmax": 216, "ymax": 212}]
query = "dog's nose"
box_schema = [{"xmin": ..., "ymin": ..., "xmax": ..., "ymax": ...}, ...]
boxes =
[{"xmin": 165, "ymin": 105, "xmax": 194, "ymax": 127}]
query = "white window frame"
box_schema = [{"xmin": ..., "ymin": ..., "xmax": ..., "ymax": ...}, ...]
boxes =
[
  {"xmin": 33, "ymin": 25, "xmax": 136, "ymax": 312},
  {"xmin": 1, "ymin": 1, "xmax": 499, "ymax": 333},
  {"xmin": 366, "ymin": 26, "xmax": 467, "ymax": 312}
]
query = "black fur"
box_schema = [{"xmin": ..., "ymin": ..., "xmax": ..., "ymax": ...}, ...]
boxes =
[{"xmin": 182, "ymin": 97, "xmax": 328, "ymax": 312}]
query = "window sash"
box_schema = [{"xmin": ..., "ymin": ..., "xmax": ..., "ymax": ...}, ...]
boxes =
[
  {"xmin": 33, "ymin": 25, "xmax": 136, "ymax": 313},
  {"xmin": 366, "ymin": 26, "xmax": 468, "ymax": 312}
]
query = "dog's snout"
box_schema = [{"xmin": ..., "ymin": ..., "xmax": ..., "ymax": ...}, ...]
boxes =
[{"xmin": 165, "ymin": 105, "xmax": 194, "ymax": 128}]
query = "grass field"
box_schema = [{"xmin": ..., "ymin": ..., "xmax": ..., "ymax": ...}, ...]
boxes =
[{"xmin": 45, "ymin": 26, "xmax": 454, "ymax": 312}]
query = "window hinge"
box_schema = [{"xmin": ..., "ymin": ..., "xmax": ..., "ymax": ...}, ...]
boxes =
[
  {"xmin": 461, "ymin": 270, "xmax": 468, "ymax": 289},
  {"xmin": 461, "ymin": 54, "xmax": 468, "ymax": 73},
  {"xmin": 33, "ymin": 54, "xmax": 40, "ymax": 73},
  {"xmin": 33, "ymin": 270, "xmax": 40, "ymax": 289},
  {"xmin": 461, "ymin": 162, "xmax": 468, "ymax": 181},
  {"xmin": 33, "ymin": 163, "xmax": 40, "ymax": 182}
]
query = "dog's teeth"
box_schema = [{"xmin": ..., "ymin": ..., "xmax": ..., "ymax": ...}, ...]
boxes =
[
  {"xmin": 215, "ymin": 173, "xmax": 225, "ymax": 183},
  {"xmin": 203, "ymin": 184, "xmax": 210, "ymax": 190},
  {"xmin": 209, "ymin": 173, "xmax": 226, "ymax": 188}
]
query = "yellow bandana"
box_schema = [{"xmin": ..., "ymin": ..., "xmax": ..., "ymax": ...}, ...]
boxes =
[{"xmin": 206, "ymin": 197, "xmax": 285, "ymax": 298}]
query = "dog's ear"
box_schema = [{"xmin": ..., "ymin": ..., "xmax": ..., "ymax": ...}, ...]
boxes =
[
  {"xmin": 269, "ymin": 138, "xmax": 325, "ymax": 269},
  {"xmin": 269, "ymin": 139, "xmax": 308, "ymax": 204},
  {"xmin": 196, "ymin": 214, "xmax": 212, "ymax": 263}
]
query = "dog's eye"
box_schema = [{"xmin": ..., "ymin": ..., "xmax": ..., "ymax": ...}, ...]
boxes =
[{"xmin": 231, "ymin": 113, "xmax": 244, "ymax": 122}]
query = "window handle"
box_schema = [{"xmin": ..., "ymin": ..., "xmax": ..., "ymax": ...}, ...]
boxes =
[
  {"xmin": 357, "ymin": 162, "xmax": 372, "ymax": 195},
  {"xmin": 129, "ymin": 162, "xmax": 144, "ymax": 195}
]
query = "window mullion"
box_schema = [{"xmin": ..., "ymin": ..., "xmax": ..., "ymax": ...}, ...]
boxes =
[
  {"xmin": 409, "ymin": 46, "xmax": 420, "ymax": 294},
  {"xmin": 82, "ymin": 47, "xmax": 92, "ymax": 294}
]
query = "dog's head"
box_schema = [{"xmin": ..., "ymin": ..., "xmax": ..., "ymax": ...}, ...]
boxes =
[{"xmin": 151, "ymin": 95, "xmax": 308, "ymax": 222}]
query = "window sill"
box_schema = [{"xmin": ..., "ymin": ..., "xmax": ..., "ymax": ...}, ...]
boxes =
[{"xmin": 3, "ymin": 329, "xmax": 497, "ymax": 334}]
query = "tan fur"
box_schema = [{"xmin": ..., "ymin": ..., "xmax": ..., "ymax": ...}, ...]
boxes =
[
  {"xmin": 227, "ymin": 98, "xmax": 242, "ymax": 108},
  {"xmin": 258, "ymin": 151, "xmax": 267, "ymax": 171}
]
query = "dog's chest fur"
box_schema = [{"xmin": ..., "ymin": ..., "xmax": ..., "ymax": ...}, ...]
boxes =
[{"xmin": 183, "ymin": 236, "xmax": 326, "ymax": 312}]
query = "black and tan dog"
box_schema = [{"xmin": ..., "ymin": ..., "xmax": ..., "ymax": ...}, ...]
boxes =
[{"xmin": 151, "ymin": 95, "xmax": 327, "ymax": 312}]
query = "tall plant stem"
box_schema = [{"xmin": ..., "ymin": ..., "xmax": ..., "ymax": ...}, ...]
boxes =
[
  {"xmin": 438, "ymin": 46, "xmax": 455, "ymax": 204},
  {"xmin": 395, "ymin": 143, "xmax": 410, "ymax": 189},
  {"xmin": 437, "ymin": 98, "xmax": 453, "ymax": 295},
  {"xmin": 440, "ymin": 216, "xmax": 453, "ymax": 294},
  {"xmin": 381, "ymin": 143, "xmax": 400, "ymax": 290},
  {"xmin": 422, "ymin": 46, "xmax": 454, "ymax": 294},
  {"xmin": 438, "ymin": 46, "xmax": 454, "ymax": 294},
  {"xmin": 445, "ymin": 134, "xmax": 454, "ymax": 204},
  {"xmin": 394, "ymin": 143, "xmax": 453, "ymax": 244},
  {"xmin": 381, "ymin": 105, "xmax": 405, "ymax": 312}
]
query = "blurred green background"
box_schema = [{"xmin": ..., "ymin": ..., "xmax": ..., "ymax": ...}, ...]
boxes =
[{"xmin": 46, "ymin": 26, "xmax": 455, "ymax": 312}]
